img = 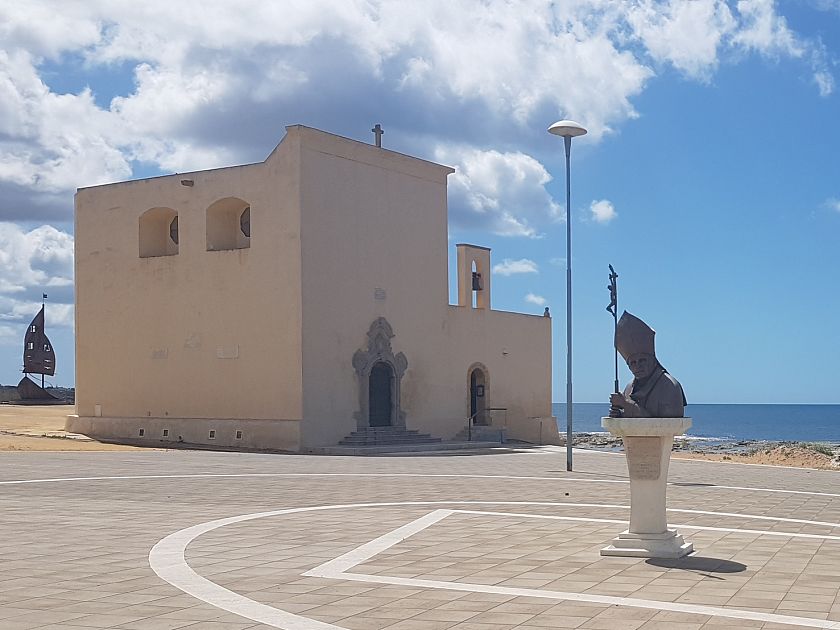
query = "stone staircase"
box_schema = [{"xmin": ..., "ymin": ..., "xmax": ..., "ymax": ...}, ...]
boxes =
[{"xmin": 338, "ymin": 426, "xmax": 442, "ymax": 446}]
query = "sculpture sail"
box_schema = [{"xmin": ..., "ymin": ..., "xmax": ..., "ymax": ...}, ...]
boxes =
[
  {"xmin": 17, "ymin": 302, "xmax": 61, "ymax": 402},
  {"xmin": 22, "ymin": 306, "xmax": 55, "ymax": 376}
]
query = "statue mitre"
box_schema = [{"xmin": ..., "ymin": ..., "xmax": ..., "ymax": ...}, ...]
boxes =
[{"xmin": 615, "ymin": 311, "xmax": 655, "ymax": 361}]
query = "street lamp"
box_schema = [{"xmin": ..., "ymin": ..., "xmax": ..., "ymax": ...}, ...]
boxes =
[{"xmin": 548, "ymin": 119, "xmax": 587, "ymax": 472}]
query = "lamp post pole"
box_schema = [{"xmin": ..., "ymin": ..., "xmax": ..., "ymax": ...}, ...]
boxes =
[
  {"xmin": 548, "ymin": 120, "xmax": 587, "ymax": 472},
  {"xmin": 564, "ymin": 135, "xmax": 573, "ymax": 472}
]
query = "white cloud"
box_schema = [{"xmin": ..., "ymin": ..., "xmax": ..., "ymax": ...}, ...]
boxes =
[
  {"xmin": 0, "ymin": 0, "xmax": 832, "ymax": 224},
  {"xmin": 731, "ymin": 0, "xmax": 802, "ymax": 57},
  {"xmin": 437, "ymin": 145, "xmax": 561, "ymax": 238},
  {"xmin": 814, "ymin": 72, "xmax": 834, "ymax": 96},
  {"xmin": 589, "ymin": 199, "xmax": 618, "ymax": 224},
  {"xmin": 0, "ymin": 223, "xmax": 73, "ymax": 292},
  {"xmin": 625, "ymin": 0, "xmax": 831, "ymax": 94},
  {"xmin": 627, "ymin": 0, "xmax": 737, "ymax": 80},
  {"xmin": 525, "ymin": 293, "xmax": 547, "ymax": 306},
  {"xmin": 729, "ymin": 0, "xmax": 833, "ymax": 93},
  {"xmin": 825, "ymin": 198, "xmax": 840, "ymax": 213},
  {"xmin": 0, "ymin": 3, "xmax": 101, "ymax": 60},
  {"xmin": 809, "ymin": 40, "xmax": 835, "ymax": 97},
  {"xmin": 549, "ymin": 257, "xmax": 566, "ymax": 266},
  {"xmin": 0, "ymin": 324, "xmax": 17, "ymax": 347},
  {"xmin": 0, "ymin": 223, "xmax": 74, "ymax": 333},
  {"xmin": 493, "ymin": 258, "xmax": 539, "ymax": 276},
  {"xmin": 814, "ymin": 71, "xmax": 835, "ymax": 97},
  {"xmin": 0, "ymin": 50, "xmax": 132, "ymax": 200},
  {"xmin": 813, "ymin": 0, "xmax": 840, "ymax": 10}
]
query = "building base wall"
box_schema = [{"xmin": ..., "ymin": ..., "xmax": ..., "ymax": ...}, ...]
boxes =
[
  {"xmin": 504, "ymin": 416, "xmax": 561, "ymax": 446},
  {"xmin": 66, "ymin": 415, "xmax": 301, "ymax": 452}
]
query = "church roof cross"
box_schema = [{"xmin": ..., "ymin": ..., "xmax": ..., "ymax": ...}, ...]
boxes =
[{"xmin": 371, "ymin": 123, "xmax": 384, "ymax": 148}]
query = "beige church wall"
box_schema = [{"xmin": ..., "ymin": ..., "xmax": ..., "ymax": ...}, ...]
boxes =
[
  {"xmin": 297, "ymin": 295, "xmax": 554, "ymax": 447},
  {"xmin": 293, "ymin": 127, "xmax": 554, "ymax": 447},
  {"xmin": 74, "ymin": 135, "xmax": 305, "ymax": 445},
  {"xmin": 295, "ymin": 127, "xmax": 454, "ymax": 447},
  {"xmin": 400, "ymin": 306, "xmax": 557, "ymax": 444}
]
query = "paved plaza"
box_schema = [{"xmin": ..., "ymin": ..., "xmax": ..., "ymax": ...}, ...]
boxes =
[{"xmin": 1, "ymin": 446, "xmax": 839, "ymax": 629}]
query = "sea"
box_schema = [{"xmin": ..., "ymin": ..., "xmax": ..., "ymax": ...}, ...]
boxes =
[{"xmin": 553, "ymin": 403, "xmax": 840, "ymax": 444}]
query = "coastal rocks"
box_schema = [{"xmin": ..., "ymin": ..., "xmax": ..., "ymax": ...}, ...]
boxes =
[
  {"xmin": 569, "ymin": 433, "xmax": 840, "ymax": 470},
  {"xmin": 562, "ymin": 432, "xmax": 623, "ymax": 449}
]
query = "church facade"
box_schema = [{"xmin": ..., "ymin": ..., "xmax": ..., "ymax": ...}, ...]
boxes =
[{"xmin": 68, "ymin": 126, "xmax": 557, "ymax": 450}]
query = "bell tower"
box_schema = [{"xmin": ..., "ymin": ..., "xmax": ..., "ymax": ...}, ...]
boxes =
[{"xmin": 456, "ymin": 243, "xmax": 491, "ymax": 309}]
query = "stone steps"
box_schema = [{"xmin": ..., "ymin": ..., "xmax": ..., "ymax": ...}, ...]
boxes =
[
  {"xmin": 339, "ymin": 427, "xmax": 442, "ymax": 446},
  {"xmin": 304, "ymin": 440, "xmax": 508, "ymax": 455}
]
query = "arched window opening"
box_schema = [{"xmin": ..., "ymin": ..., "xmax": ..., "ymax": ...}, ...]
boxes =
[
  {"xmin": 139, "ymin": 207, "xmax": 179, "ymax": 258},
  {"xmin": 206, "ymin": 197, "xmax": 251, "ymax": 251}
]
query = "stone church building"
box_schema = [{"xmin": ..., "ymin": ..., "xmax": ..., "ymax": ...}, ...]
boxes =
[{"xmin": 68, "ymin": 125, "xmax": 557, "ymax": 451}]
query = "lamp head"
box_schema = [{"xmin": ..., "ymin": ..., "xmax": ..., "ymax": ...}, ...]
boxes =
[{"xmin": 548, "ymin": 120, "xmax": 587, "ymax": 138}]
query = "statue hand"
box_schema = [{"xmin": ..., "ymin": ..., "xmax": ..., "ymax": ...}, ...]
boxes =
[
  {"xmin": 621, "ymin": 400, "xmax": 644, "ymax": 417},
  {"xmin": 609, "ymin": 393, "xmax": 625, "ymax": 408}
]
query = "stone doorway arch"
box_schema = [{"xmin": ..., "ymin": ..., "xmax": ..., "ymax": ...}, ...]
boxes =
[
  {"xmin": 352, "ymin": 318, "xmax": 407, "ymax": 430},
  {"xmin": 468, "ymin": 363, "xmax": 488, "ymax": 426}
]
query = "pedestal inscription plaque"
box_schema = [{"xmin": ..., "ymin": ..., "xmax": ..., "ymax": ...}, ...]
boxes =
[{"xmin": 624, "ymin": 436, "xmax": 661, "ymax": 480}]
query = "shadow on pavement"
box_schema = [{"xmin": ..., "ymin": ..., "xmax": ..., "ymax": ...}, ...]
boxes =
[{"xmin": 646, "ymin": 556, "xmax": 747, "ymax": 575}]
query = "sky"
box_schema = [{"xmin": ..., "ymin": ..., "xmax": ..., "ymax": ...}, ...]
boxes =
[{"xmin": 0, "ymin": 0, "xmax": 839, "ymax": 404}]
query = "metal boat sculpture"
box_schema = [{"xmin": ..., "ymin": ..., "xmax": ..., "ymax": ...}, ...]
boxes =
[{"xmin": 17, "ymin": 302, "xmax": 60, "ymax": 401}]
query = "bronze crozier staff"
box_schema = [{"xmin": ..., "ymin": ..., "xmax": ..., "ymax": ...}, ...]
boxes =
[{"xmin": 606, "ymin": 265, "xmax": 621, "ymax": 417}]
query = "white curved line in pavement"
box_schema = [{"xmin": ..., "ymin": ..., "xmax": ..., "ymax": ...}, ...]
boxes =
[
  {"xmin": 150, "ymin": 501, "xmax": 840, "ymax": 630},
  {"xmin": 2, "ymin": 471, "xmax": 840, "ymax": 499}
]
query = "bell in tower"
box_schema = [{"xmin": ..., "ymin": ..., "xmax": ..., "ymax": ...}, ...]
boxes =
[{"xmin": 456, "ymin": 244, "xmax": 491, "ymax": 310}]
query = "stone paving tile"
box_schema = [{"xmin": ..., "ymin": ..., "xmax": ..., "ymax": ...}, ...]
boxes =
[
  {"xmin": 66, "ymin": 613, "xmax": 153, "ymax": 627},
  {"xmin": 0, "ymin": 619, "xmax": 49, "ymax": 630},
  {"xmin": 123, "ymin": 623, "xmax": 205, "ymax": 630},
  {"xmin": 1, "ymin": 448, "xmax": 839, "ymax": 629}
]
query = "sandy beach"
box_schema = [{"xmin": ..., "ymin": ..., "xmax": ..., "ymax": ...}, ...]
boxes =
[
  {"xmin": 569, "ymin": 432, "xmax": 840, "ymax": 470},
  {"xmin": 672, "ymin": 446, "xmax": 840, "ymax": 469},
  {"xmin": 0, "ymin": 404, "xmax": 147, "ymax": 451}
]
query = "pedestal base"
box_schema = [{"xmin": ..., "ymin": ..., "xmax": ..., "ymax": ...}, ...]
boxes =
[
  {"xmin": 599, "ymin": 417, "xmax": 695, "ymax": 559},
  {"xmin": 601, "ymin": 529, "xmax": 694, "ymax": 558}
]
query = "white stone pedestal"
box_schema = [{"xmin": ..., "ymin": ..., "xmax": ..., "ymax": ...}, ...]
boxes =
[{"xmin": 600, "ymin": 417, "xmax": 694, "ymax": 559}]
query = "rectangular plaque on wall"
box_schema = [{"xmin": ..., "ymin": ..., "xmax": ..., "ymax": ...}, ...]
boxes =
[
  {"xmin": 624, "ymin": 436, "xmax": 662, "ymax": 480},
  {"xmin": 216, "ymin": 344, "xmax": 240, "ymax": 359}
]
